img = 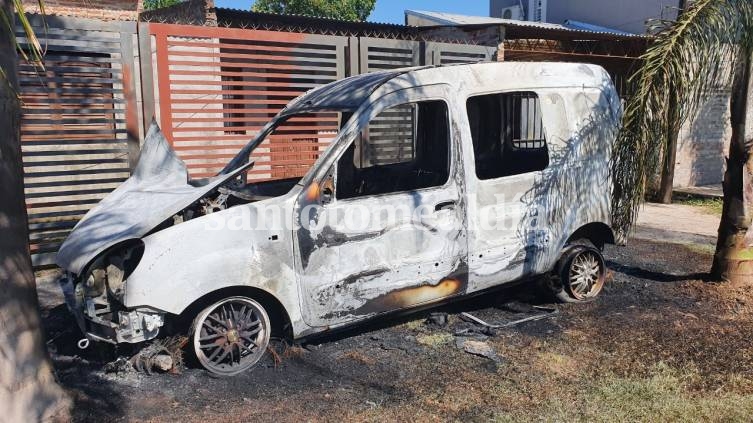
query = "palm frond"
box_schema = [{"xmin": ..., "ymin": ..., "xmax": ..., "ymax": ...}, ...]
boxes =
[
  {"xmin": 0, "ymin": 0, "xmax": 46, "ymax": 97},
  {"xmin": 0, "ymin": 0, "xmax": 46, "ymax": 68},
  {"xmin": 611, "ymin": 0, "xmax": 753, "ymax": 241}
]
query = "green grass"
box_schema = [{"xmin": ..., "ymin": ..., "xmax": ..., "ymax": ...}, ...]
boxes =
[
  {"xmin": 415, "ymin": 333, "xmax": 453, "ymax": 347},
  {"xmin": 683, "ymin": 242, "xmax": 716, "ymax": 255},
  {"xmin": 494, "ymin": 363, "xmax": 753, "ymax": 422},
  {"xmin": 677, "ymin": 197, "xmax": 724, "ymax": 216},
  {"xmin": 402, "ymin": 319, "xmax": 424, "ymax": 331}
]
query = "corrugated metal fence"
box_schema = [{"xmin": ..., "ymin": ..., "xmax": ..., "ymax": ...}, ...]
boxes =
[{"xmin": 17, "ymin": 16, "xmax": 495, "ymax": 267}]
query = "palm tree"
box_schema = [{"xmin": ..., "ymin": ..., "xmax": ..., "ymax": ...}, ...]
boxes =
[
  {"xmin": 612, "ymin": 0, "xmax": 753, "ymax": 284},
  {"xmin": 0, "ymin": 0, "xmax": 69, "ymax": 419}
]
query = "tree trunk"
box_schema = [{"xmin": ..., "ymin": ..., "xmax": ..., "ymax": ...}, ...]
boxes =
[
  {"xmin": 658, "ymin": 85, "xmax": 680, "ymax": 204},
  {"xmin": 0, "ymin": 2, "xmax": 70, "ymax": 420},
  {"xmin": 656, "ymin": 2, "xmax": 688, "ymax": 205},
  {"xmin": 711, "ymin": 49, "xmax": 753, "ymax": 283},
  {"xmin": 657, "ymin": 103, "xmax": 679, "ymax": 204}
]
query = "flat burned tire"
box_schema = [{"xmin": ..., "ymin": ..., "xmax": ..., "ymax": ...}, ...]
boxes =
[
  {"xmin": 191, "ymin": 296, "xmax": 270, "ymax": 376},
  {"xmin": 549, "ymin": 240, "xmax": 606, "ymax": 303}
]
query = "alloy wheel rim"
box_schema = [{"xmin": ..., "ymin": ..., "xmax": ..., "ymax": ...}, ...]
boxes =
[
  {"xmin": 568, "ymin": 250, "xmax": 604, "ymax": 300},
  {"xmin": 193, "ymin": 298, "xmax": 269, "ymax": 375}
]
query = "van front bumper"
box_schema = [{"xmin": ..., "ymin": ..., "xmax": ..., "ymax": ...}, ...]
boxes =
[{"xmin": 59, "ymin": 272, "xmax": 164, "ymax": 344}]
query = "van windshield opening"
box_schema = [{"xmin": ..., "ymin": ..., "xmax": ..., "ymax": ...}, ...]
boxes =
[{"xmin": 220, "ymin": 109, "xmax": 354, "ymax": 188}]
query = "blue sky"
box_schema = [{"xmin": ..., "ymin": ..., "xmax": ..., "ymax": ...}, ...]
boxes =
[{"xmin": 214, "ymin": 0, "xmax": 489, "ymax": 24}]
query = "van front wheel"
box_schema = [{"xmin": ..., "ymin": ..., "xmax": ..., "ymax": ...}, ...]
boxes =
[
  {"xmin": 548, "ymin": 240, "xmax": 606, "ymax": 303},
  {"xmin": 191, "ymin": 296, "xmax": 271, "ymax": 376}
]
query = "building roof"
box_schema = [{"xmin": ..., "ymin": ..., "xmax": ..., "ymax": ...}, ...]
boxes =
[
  {"xmin": 405, "ymin": 10, "xmax": 646, "ymax": 39},
  {"xmin": 563, "ymin": 19, "xmax": 636, "ymax": 36},
  {"xmin": 215, "ymin": 8, "xmax": 416, "ymax": 35},
  {"xmin": 407, "ymin": 10, "xmax": 563, "ymax": 29},
  {"xmin": 139, "ymin": 6, "xmax": 647, "ymax": 44}
]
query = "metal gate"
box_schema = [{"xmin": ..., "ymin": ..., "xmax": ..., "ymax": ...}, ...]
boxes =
[
  {"xmin": 426, "ymin": 42, "xmax": 497, "ymax": 65},
  {"xmin": 358, "ymin": 37, "xmax": 422, "ymax": 72},
  {"xmin": 358, "ymin": 37, "xmax": 496, "ymax": 71},
  {"xmin": 148, "ymin": 23, "xmax": 349, "ymax": 180},
  {"xmin": 17, "ymin": 15, "xmax": 140, "ymax": 266}
]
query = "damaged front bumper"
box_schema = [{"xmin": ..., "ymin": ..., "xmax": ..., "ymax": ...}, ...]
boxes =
[{"xmin": 59, "ymin": 272, "xmax": 164, "ymax": 344}]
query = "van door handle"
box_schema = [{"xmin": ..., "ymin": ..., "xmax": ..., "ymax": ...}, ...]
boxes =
[{"xmin": 434, "ymin": 200, "xmax": 457, "ymax": 212}]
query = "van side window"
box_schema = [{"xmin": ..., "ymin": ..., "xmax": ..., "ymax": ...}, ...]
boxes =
[
  {"xmin": 336, "ymin": 100, "xmax": 450, "ymax": 199},
  {"xmin": 467, "ymin": 92, "xmax": 549, "ymax": 180}
]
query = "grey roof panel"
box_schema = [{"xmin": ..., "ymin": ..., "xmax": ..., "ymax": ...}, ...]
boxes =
[
  {"xmin": 405, "ymin": 9, "xmax": 645, "ymax": 38},
  {"xmin": 563, "ymin": 19, "xmax": 636, "ymax": 36}
]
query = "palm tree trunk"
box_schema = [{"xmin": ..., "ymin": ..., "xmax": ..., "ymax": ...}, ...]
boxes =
[
  {"xmin": 711, "ymin": 48, "xmax": 753, "ymax": 283},
  {"xmin": 656, "ymin": 2, "xmax": 688, "ymax": 205},
  {"xmin": 0, "ymin": 1, "xmax": 69, "ymax": 419},
  {"xmin": 657, "ymin": 97, "xmax": 679, "ymax": 204}
]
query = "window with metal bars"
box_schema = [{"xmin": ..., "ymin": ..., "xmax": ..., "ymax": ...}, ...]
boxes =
[
  {"xmin": 506, "ymin": 93, "xmax": 547, "ymax": 150},
  {"xmin": 467, "ymin": 91, "xmax": 549, "ymax": 180}
]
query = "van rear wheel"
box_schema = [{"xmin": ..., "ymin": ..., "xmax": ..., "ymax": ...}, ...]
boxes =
[
  {"xmin": 191, "ymin": 296, "xmax": 270, "ymax": 376},
  {"xmin": 549, "ymin": 240, "xmax": 606, "ymax": 303}
]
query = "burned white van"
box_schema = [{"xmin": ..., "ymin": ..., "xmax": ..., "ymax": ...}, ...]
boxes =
[{"xmin": 56, "ymin": 62, "xmax": 620, "ymax": 375}]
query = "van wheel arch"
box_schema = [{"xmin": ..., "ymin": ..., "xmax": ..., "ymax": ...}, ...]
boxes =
[
  {"xmin": 567, "ymin": 222, "xmax": 615, "ymax": 250},
  {"xmin": 175, "ymin": 286, "xmax": 292, "ymax": 340}
]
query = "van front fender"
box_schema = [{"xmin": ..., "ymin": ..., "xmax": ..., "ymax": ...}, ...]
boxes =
[{"xmin": 122, "ymin": 206, "xmax": 303, "ymax": 330}]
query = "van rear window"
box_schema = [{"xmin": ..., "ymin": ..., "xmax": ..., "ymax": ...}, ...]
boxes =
[{"xmin": 467, "ymin": 91, "xmax": 549, "ymax": 180}]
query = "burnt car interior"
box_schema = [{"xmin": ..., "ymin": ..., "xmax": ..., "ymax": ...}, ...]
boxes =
[
  {"xmin": 170, "ymin": 111, "xmax": 353, "ymax": 223},
  {"xmin": 467, "ymin": 91, "xmax": 550, "ymax": 179},
  {"xmin": 175, "ymin": 89, "xmax": 551, "ymax": 224},
  {"xmin": 219, "ymin": 177, "xmax": 300, "ymax": 203},
  {"xmin": 216, "ymin": 111, "xmax": 351, "ymax": 205},
  {"xmin": 336, "ymin": 100, "xmax": 450, "ymax": 199}
]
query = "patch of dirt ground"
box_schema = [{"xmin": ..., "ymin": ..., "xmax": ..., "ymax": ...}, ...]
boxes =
[{"xmin": 37, "ymin": 238, "xmax": 753, "ymax": 422}]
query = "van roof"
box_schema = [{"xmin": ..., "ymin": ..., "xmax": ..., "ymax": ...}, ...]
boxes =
[{"xmin": 282, "ymin": 62, "xmax": 611, "ymax": 115}]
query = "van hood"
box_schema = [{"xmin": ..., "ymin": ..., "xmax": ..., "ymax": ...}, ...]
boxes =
[{"xmin": 56, "ymin": 122, "xmax": 252, "ymax": 275}]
